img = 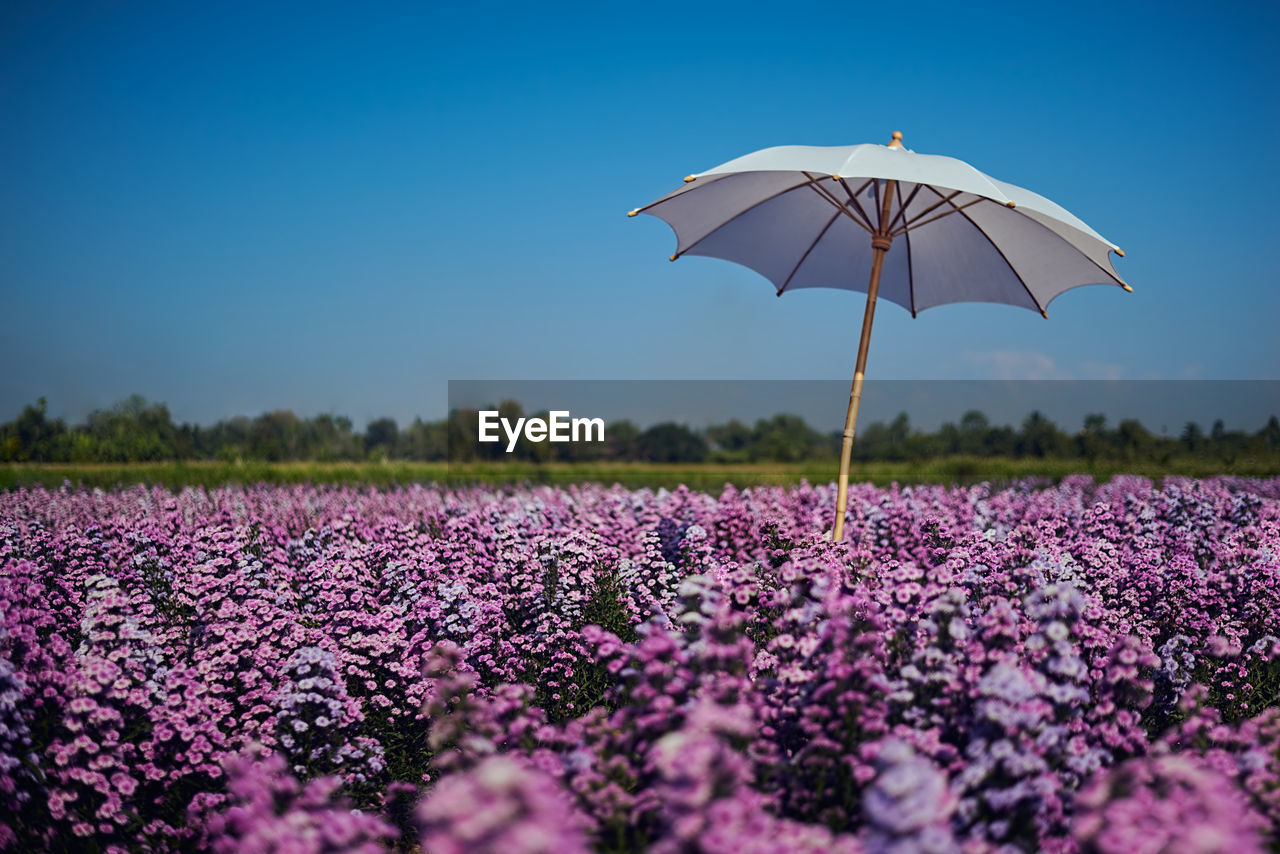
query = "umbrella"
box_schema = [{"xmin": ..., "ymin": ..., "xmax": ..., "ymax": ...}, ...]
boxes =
[{"xmin": 628, "ymin": 132, "xmax": 1129, "ymax": 541}]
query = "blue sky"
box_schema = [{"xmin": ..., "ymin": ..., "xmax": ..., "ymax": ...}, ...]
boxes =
[{"xmin": 2, "ymin": 0, "xmax": 1277, "ymax": 428}]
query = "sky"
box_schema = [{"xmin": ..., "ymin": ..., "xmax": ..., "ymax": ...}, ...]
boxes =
[{"xmin": 2, "ymin": 0, "xmax": 1278, "ymax": 429}]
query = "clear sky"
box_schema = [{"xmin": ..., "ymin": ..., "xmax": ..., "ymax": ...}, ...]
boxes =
[{"xmin": 2, "ymin": 0, "xmax": 1277, "ymax": 428}]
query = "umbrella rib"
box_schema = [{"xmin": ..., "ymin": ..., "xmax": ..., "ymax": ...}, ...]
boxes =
[
  {"xmin": 897, "ymin": 196, "xmax": 987, "ymax": 235},
  {"xmin": 887, "ymin": 183, "xmax": 923, "ymax": 233},
  {"xmin": 802, "ymin": 173, "xmax": 874, "ymax": 234},
  {"xmin": 629, "ymin": 175, "xmax": 716, "ymax": 216},
  {"xmin": 778, "ymin": 210, "xmax": 840, "ymax": 296},
  {"xmin": 669, "ymin": 178, "xmax": 812, "ymax": 259},
  {"xmin": 1007, "ymin": 210, "xmax": 1128, "ymax": 288},
  {"xmin": 897, "ymin": 182, "xmax": 917, "ymax": 318},
  {"xmin": 837, "ymin": 178, "xmax": 876, "ymax": 231},
  {"xmin": 892, "ymin": 188, "xmax": 963, "ymax": 234},
  {"xmin": 952, "ymin": 199, "xmax": 1047, "ymax": 316}
]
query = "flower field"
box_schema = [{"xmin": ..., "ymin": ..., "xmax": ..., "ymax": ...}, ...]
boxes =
[{"xmin": 2, "ymin": 476, "xmax": 1279, "ymax": 852}]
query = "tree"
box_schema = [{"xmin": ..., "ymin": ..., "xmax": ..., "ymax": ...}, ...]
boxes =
[
  {"xmin": 305, "ymin": 414, "xmax": 360, "ymax": 461},
  {"xmin": 6, "ymin": 394, "xmax": 1278, "ymax": 469},
  {"xmin": 937, "ymin": 422, "xmax": 961, "ymax": 455},
  {"xmin": 365, "ymin": 418, "xmax": 399, "ymax": 458},
  {"xmin": 1019, "ymin": 411, "xmax": 1064, "ymax": 458},
  {"xmin": 446, "ymin": 408, "xmax": 481, "ymax": 462},
  {"xmin": 249, "ymin": 410, "xmax": 302, "ymax": 461},
  {"xmin": 984, "ymin": 425, "xmax": 1018, "ymax": 457},
  {"xmin": 888, "ymin": 412, "xmax": 911, "ymax": 446},
  {"xmin": 208, "ymin": 415, "xmax": 252, "ymax": 461},
  {"xmin": 605, "ymin": 420, "xmax": 640, "ymax": 460},
  {"xmin": 635, "ymin": 423, "xmax": 707, "ymax": 463},
  {"xmin": 1, "ymin": 397, "xmax": 68, "ymax": 462},
  {"xmin": 707, "ymin": 419, "xmax": 751, "ymax": 458},
  {"xmin": 83, "ymin": 395, "xmax": 178, "ymax": 461},
  {"xmin": 1180, "ymin": 422, "xmax": 1204, "ymax": 453},
  {"xmin": 959, "ymin": 410, "xmax": 990, "ymax": 456},
  {"xmin": 1078, "ymin": 413, "xmax": 1109, "ymax": 461},
  {"xmin": 1117, "ymin": 419, "xmax": 1154, "ymax": 461},
  {"xmin": 749, "ymin": 414, "xmax": 818, "ymax": 462},
  {"xmin": 1259, "ymin": 416, "xmax": 1280, "ymax": 451},
  {"xmin": 404, "ymin": 418, "xmax": 447, "ymax": 460}
]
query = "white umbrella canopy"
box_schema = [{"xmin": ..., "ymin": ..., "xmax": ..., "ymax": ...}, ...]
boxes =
[
  {"xmin": 630, "ymin": 133, "xmax": 1127, "ymax": 316},
  {"xmin": 629, "ymin": 132, "xmax": 1129, "ymax": 539}
]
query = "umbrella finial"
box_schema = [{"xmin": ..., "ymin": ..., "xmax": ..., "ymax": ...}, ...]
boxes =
[{"xmin": 888, "ymin": 131, "xmax": 904, "ymax": 149}]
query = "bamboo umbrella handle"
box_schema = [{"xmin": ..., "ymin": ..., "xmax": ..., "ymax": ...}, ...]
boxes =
[{"xmin": 833, "ymin": 180, "xmax": 896, "ymax": 541}]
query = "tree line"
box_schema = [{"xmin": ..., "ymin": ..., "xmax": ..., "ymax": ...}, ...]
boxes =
[{"xmin": 3, "ymin": 395, "xmax": 1279, "ymax": 465}]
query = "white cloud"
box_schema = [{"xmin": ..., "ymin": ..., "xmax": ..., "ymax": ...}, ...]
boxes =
[
  {"xmin": 1079, "ymin": 361, "xmax": 1125, "ymax": 381},
  {"xmin": 963, "ymin": 350, "xmax": 1070, "ymax": 380},
  {"xmin": 961, "ymin": 351, "xmax": 1129, "ymax": 381}
]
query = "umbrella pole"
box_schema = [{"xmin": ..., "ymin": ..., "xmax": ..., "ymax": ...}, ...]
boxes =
[
  {"xmin": 831, "ymin": 245, "xmax": 886, "ymax": 540},
  {"xmin": 833, "ymin": 181, "xmax": 896, "ymax": 542}
]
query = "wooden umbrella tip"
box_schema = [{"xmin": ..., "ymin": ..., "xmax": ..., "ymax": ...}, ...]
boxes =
[
  {"xmin": 683, "ymin": 175, "xmax": 697, "ymax": 183},
  {"xmin": 1122, "ymin": 283, "xmax": 1134, "ymax": 292},
  {"xmin": 1115, "ymin": 248, "xmax": 1126, "ymax": 257},
  {"xmin": 1005, "ymin": 200, "xmax": 1017, "ymax": 208},
  {"xmin": 888, "ymin": 131, "xmax": 904, "ymax": 148},
  {"xmin": 669, "ymin": 254, "xmax": 678, "ymax": 262},
  {"xmin": 1040, "ymin": 310, "xmax": 1049, "ymax": 319},
  {"xmin": 627, "ymin": 209, "xmax": 639, "ymax": 217}
]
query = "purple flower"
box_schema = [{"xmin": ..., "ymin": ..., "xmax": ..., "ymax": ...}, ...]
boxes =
[{"xmin": 416, "ymin": 756, "xmax": 590, "ymax": 854}]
